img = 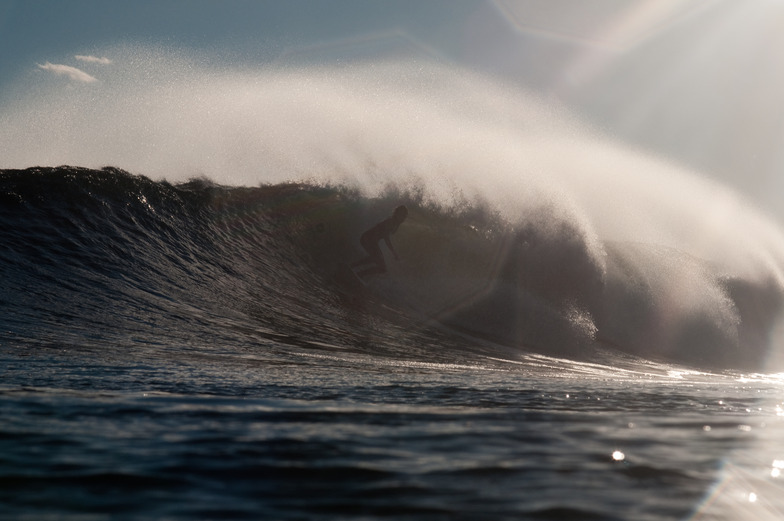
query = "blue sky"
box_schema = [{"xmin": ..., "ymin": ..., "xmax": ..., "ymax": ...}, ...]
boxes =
[
  {"xmin": 0, "ymin": 1, "xmax": 477, "ymax": 81},
  {"xmin": 2, "ymin": 0, "xmax": 784, "ymax": 223}
]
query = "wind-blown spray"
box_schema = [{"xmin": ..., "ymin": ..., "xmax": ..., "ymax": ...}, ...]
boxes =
[{"xmin": 2, "ymin": 45, "xmax": 783, "ymax": 369}]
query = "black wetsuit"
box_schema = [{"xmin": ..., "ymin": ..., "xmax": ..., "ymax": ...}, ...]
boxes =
[{"xmin": 357, "ymin": 217, "xmax": 400, "ymax": 273}]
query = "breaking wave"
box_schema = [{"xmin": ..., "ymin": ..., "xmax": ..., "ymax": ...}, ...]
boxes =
[{"xmin": 2, "ymin": 166, "xmax": 783, "ymax": 371}]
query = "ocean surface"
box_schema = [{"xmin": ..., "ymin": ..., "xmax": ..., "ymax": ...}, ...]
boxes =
[{"xmin": 2, "ymin": 166, "xmax": 784, "ymax": 520}]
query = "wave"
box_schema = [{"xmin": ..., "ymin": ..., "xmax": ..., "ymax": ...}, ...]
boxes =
[{"xmin": 2, "ymin": 166, "xmax": 783, "ymax": 371}]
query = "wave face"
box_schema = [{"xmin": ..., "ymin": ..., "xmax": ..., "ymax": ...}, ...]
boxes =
[{"xmin": 3, "ymin": 166, "xmax": 783, "ymax": 371}]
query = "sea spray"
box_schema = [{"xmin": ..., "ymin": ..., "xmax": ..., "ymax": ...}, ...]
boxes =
[{"xmin": 3, "ymin": 45, "xmax": 784, "ymax": 368}]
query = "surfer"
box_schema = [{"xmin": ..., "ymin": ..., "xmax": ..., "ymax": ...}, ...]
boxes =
[{"xmin": 351, "ymin": 205, "xmax": 408, "ymax": 277}]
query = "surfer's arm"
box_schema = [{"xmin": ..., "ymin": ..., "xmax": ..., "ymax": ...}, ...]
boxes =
[{"xmin": 384, "ymin": 236, "xmax": 399, "ymax": 260}]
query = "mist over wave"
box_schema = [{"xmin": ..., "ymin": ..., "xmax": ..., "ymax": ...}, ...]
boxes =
[{"xmin": 3, "ymin": 45, "xmax": 784, "ymax": 370}]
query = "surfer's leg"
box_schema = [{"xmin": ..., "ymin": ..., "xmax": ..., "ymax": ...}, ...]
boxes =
[
  {"xmin": 352, "ymin": 235, "xmax": 382, "ymax": 270},
  {"xmin": 357, "ymin": 248, "xmax": 386, "ymax": 277}
]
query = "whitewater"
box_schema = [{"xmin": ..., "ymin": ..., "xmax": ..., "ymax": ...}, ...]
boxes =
[{"xmin": 2, "ymin": 48, "xmax": 784, "ymax": 520}]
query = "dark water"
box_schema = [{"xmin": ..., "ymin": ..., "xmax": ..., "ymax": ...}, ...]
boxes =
[{"xmin": 2, "ymin": 166, "xmax": 784, "ymax": 520}]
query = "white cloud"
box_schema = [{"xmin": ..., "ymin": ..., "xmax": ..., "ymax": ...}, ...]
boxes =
[
  {"xmin": 37, "ymin": 62, "xmax": 98, "ymax": 83},
  {"xmin": 75, "ymin": 55, "xmax": 112, "ymax": 65}
]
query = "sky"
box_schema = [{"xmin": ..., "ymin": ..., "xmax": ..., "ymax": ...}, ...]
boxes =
[{"xmin": 1, "ymin": 0, "xmax": 784, "ymax": 223}]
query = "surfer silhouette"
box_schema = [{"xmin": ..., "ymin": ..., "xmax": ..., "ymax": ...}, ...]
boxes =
[{"xmin": 351, "ymin": 205, "xmax": 408, "ymax": 277}]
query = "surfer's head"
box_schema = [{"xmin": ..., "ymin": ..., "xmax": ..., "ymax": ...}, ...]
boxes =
[{"xmin": 393, "ymin": 205, "xmax": 408, "ymax": 223}]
